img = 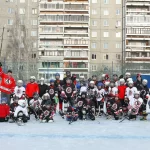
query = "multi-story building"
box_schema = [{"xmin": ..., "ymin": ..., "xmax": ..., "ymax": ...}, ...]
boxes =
[
  {"xmin": 38, "ymin": 0, "xmax": 90, "ymax": 80},
  {"xmin": 0, "ymin": 0, "xmax": 38, "ymax": 80},
  {"xmin": 90, "ymin": 0, "xmax": 123, "ymax": 77},
  {"xmin": 125, "ymin": 0, "xmax": 150, "ymax": 74}
]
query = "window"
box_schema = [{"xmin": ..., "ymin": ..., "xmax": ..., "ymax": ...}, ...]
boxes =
[
  {"xmin": 103, "ymin": 54, "xmax": 109, "ymax": 60},
  {"xmin": 92, "ymin": 0, "xmax": 97, "ymax": 3},
  {"xmin": 20, "ymin": 0, "xmax": 25, "ymax": 3},
  {"xmin": 92, "ymin": 31, "xmax": 97, "ymax": 37},
  {"xmin": 91, "ymin": 43, "xmax": 96, "ymax": 49},
  {"xmin": 32, "ymin": 0, "xmax": 37, "ymax": 2},
  {"xmin": 104, "ymin": 32, "xmax": 109, "ymax": 37},
  {"xmin": 116, "ymin": 43, "xmax": 121, "ymax": 48},
  {"xmin": 104, "ymin": 0, "xmax": 109, "ymax": 4},
  {"xmin": 31, "ymin": 20, "xmax": 38, "ymax": 25},
  {"xmin": 19, "ymin": 8, "xmax": 25, "ymax": 14},
  {"xmin": 116, "ymin": 32, "xmax": 121, "ymax": 37},
  {"xmin": 8, "ymin": 19, "xmax": 13, "ymax": 25},
  {"xmin": 92, "ymin": 9, "xmax": 97, "ymax": 15},
  {"xmin": 32, "ymin": 8, "xmax": 37, "ymax": 14},
  {"xmin": 116, "ymin": 21, "xmax": 121, "ymax": 27},
  {"xmin": 92, "ymin": 54, "xmax": 96, "ymax": 60},
  {"xmin": 116, "ymin": 0, "xmax": 121, "ymax": 4},
  {"xmin": 31, "ymin": 31, "xmax": 37, "ymax": 36},
  {"xmin": 92, "ymin": 20, "xmax": 97, "ymax": 26},
  {"xmin": 104, "ymin": 20, "xmax": 109, "ymax": 26},
  {"xmin": 92, "ymin": 65, "xmax": 97, "ymax": 71},
  {"xmin": 104, "ymin": 10, "xmax": 109, "ymax": 15},
  {"xmin": 116, "ymin": 54, "xmax": 121, "ymax": 59},
  {"xmin": 8, "ymin": 8, "xmax": 13, "ymax": 14},
  {"xmin": 116, "ymin": 9, "xmax": 120, "ymax": 15},
  {"xmin": 104, "ymin": 43, "xmax": 108, "ymax": 49}
]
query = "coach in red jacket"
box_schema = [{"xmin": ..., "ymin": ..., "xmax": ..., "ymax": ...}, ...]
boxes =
[
  {"xmin": 25, "ymin": 76, "xmax": 39, "ymax": 104},
  {"xmin": 0, "ymin": 62, "xmax": 16, "ymax": 105}
]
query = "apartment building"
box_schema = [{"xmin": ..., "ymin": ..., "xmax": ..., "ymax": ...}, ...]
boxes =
[
  {"xmin": 0, "ymin": 0, "xmax": 38, "ymax": 80},
  {"xmin": 125, "ymin": 0, "xmax": 150, "ymax": 74},
  {"xmin": 90, "ymin": 0, "xmax": 122, "ymax": 76},
  {"xmin": 38, "ymin": 0, "xmax": 90, "ymax": 80}
]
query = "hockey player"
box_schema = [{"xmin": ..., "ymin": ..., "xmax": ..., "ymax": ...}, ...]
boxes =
[
  {"xmin": 124, "ymin": 72, "xmax": 131, "ymax": 82},
  {"xmin": 14, "ymin": 99, "xmax": 29, "ymax": 123},
  {"xmin": 111, "ymin": 95, "xmax": 123, "ymax": 120},
  {"xmin": 113, "ymin": 74, "xmax": 120, "ymax": 87},
  {"xmin": 38, "ymin": 77, "xmax": 48, "ymax": 98},
  {"xmin": 76, "ymin": 91, "xmax": 88, "ymax": 120},
  {"xmin": 125, "ymin": 80, "xmax": 137, "ymax": 101},
  {"xmin": 128, "ymin": 91, "xmax": 143, "ymax": 120},
  {"xmin": 87, "ymin": 81, "xmax": 98, "ymax": 114},
  {"xmin": 66, "ymin": 106, "xmax": 78, "ymax": 123},
  {"xmin": 92, "ymin": 75, "xmax": 98, "ymax": 86},
  {"xmin": 140, "ymin": 79, "xmax": 149, "ymax": 120},
  {"xmin": 108, "ymin": 81, "xmax": 118, "ymax": 99},
  {"xmin": 0, "ymin": 97, "xmax": 9, "ymax": 122},
  {"xmin": 40, "ymin": 93, "xmax": 54, "ymax": 123},
  {"xmin": 122, "ymin": 97, "xmax": 129, "ymax": 116},
  {"xmin": 29, "ymin": 93, "xmax": 41, "ymax": 119},
  {"xmin": 9, "ymin": 96, "xmax": 19, "ymax": 123},
  {"xmin": 63, "ymin": 71, "xmax": 71, "ymax": 85},
  {"xmin": 71, "ymin": 74, "xmax": 77, "ymax": 86},
  {"xmin": 103, "ymin": 74, "xmax": 110, "ymax": 84},
  {"xmin": 134, "ymin": 74, "xmax": 143, "ymax": 91},
  {"xmin": 26, "ymin": 76, "xmax": 39, "ymax": 105},
  {"xmin": 118, "ymin": 78, "xmax": 127, "ymax": 106},
  {"xmin": 0, "ymin": 62, "xmax": 16, "ymax": 105},
  {"xmin": 62, "ymin": 78, "xmax": 76, "ymax": 107},
  {"xmin": 14, "ymin": 80, "xmax": 25, "ymax": 99},
  {"xmin": 96, "ymin": 82, "xmax": 105, "ymax": 116}
]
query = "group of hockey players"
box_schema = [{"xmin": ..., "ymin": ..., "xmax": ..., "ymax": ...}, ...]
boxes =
[{"xmin": 0, "ymin": 60, "xmax": 150, "ymax": 125}]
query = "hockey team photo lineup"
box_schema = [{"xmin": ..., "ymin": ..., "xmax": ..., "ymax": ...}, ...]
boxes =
[{"xmin": 0, "ymin": 61, "xmax": 150, "ymax": 125}]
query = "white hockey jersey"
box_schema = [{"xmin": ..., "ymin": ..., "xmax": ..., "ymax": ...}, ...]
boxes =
[
  {"xmin": 14, "ymin": 106, "xmax": 28, "ymax": 117},
  {"xmin": 97, "ymin": 89, "xmax": 105, "ymax": 101},
  {"xmin": 125, "ymin": 87, "xmax": 137, "ymax": 101},
  {"xmin": 108, "ymin": 87, "xmax": 118, "ymax": 96},
  {"xmin": 14, "ymin": 86, "xmax": 25, "ymax": 98}
]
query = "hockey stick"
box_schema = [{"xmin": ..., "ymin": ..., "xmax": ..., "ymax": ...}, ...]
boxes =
[{"xmin": 119, "ymin": 115, "xmax": 129, "ymax": 123}]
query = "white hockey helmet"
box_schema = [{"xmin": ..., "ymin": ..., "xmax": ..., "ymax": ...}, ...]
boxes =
[
  {"xmin": 30, "ymin": 76, "xmax": 36, "ymax": 80},
  {"xmin": 90, "ymin": 81, "xmax": 95, "ymax": 85},
  {"xmin": 142, "ymin": 79, "xmax": 148, "ymax": 86},
  {"xmin": 125, "ymin": 72, "xmax": 131, "ymax": 76},
  {"xmin": 105, "ymin": 81, "xmax": 110, "ymax": 86},
  {"xmin": 134, "ymin": 91, "xmax": 140, "ymax": 95},
  {"xmin": 128, "ymin": 80, "xmax": 134, "ymax": 87},
  {"xmin": 102, "ymin": 74, "xmax": 106, "ymax": 78},
  {"xmin": 127, "ymin": 78, "xmax": 133, "ymax": 82},
  {"xmin": 40, "ymin": 77, "xmax": 45, "ymax": 81},
  {"xmin": 17, "ymin": 80, "xmax": 23, "ymax": 86},
  {"xmin": 119, "ymin": 78, "xmax": 125, "ymax": 84}
]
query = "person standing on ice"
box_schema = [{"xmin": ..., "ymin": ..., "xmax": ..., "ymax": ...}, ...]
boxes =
[
  {"xmin": 0, "ymin": 62, "xmax": 16, "ymax": 105},
  {"xmin": 25, "ymin": 76, "xmax": 39, "ymax": 105}
]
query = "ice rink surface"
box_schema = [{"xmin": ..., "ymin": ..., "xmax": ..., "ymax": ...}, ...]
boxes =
[{"xmin": 0, "ymin": 115, "xmax": 150, "ymax": 150}]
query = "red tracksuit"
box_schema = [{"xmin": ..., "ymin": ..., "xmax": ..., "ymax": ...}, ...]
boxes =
[
  {"xmin": 25, "ymin": 82, "xmax": 39, "ymax": 98},
  {"xmin": 0, "ymin": 67, "xmax": 16, "ymax": 94},
  {"xmin": 118, "ymin": 85, "xmax": 127, "ymax": 100}
]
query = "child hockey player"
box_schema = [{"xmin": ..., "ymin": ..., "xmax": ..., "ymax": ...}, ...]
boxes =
[
  {"xmin": 14, "ymin": 80, "xmax": 25, "ymax": 99},
  {"xmin": 0, "ymin": 97, "xmax": 9, "ymax": 122},
  {"xmin": 40, "ymin": 93, "xmax": 54, "ymax": 123},
  {"xmin": 9, "ymin": 96, "xmax": 19, "ymax": 123},
  {"xmin": 14, "ymin": 99, "xmax": 29, "ymax": 124},
  {"xmin": 122, "ymin": 97, "xmax": 129, "ymax": 116},
  {"xmin": 128, "ymin": 91, "xmax": 143, "ymax": 120},
  {"xmin": 96, "ymin": 82, "xmax": 105, "ymax": 116},
  {"xmin": 111, "ymin": 95, "xmax": 123, "ymax": 120},
  {"xmin": 76, "ymin": 92, "xmax": 88, "ymax": 120},
  {"xmin": 108, "ymin": 81, "xmax": 118, "ymax": 99}
]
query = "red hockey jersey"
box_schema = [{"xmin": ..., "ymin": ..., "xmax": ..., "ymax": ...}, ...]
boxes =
[
  {"xmin": 26, "ymin": 82, "xmax": 39, "ymax": 98},
  {"xmin": 0, "ymin": 104, "xmax": 10, "ymax": 118},
  {"xmin": 0, "ymin": 67, "xmax": 16, "ymax": 94}
]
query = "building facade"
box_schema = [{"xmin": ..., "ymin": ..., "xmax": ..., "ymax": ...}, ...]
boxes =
[
  {"xmin": 125, "ymin": 0, "xmax": 150, "ymax": 74},
  {"xmin": 90, "ymin": 0, "xmax": 123, "ymax": 77},
  {"xmin": 38, "ymin": 0, "xmax": 90, "ymax": 80},
  {"xmin": 0, "ymin": 0, "xmax": 38, "ymax": 80}
]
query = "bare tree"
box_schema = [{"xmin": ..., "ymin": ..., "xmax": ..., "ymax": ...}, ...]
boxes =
[{"xmin": 5, "ymin": 11, "xmax": 37, "ymax": 81}]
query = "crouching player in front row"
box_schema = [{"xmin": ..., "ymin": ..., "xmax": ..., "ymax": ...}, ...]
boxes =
[{"xmin": 0, "ymin": 98, "xmax": 9, "ymax": 122}]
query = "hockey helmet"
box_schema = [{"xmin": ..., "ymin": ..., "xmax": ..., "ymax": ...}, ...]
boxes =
[
  {"xmin": 33, "ymin": 92, "xmax": 39, "ymax": 100},
  {"xmin": 142, "ymin": 79, "xmax": 148, "ymax": 86},
  {"xmin": 17, "ymin": 80, "xmax": 23, "ymax": 87},
  {"xmin": 119, "ymin": 78, "xmax": 125, "ymax": 84},
  {"xmin": 50, "ymin": 79, "xmax": 55, "ymax": 83},
  {"xmin": 66, "ymin": 71, "xmax": 71, "ymax": 76},
  {"xmin": 97, "ymin": 82, "xmax": 104, "ymax": 87},
  {"xmin": 105, "ymin": 81, "xmax": 110, "ymax": 86},
  {"xmin": 42, "ymin": 93, "xmax": 50, "ymax": 100},
  {"xmin": 81, "ymin": 91, "xmax": 87, "ymax": 98}
]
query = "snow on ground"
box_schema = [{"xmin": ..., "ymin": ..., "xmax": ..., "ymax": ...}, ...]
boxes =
[{"xmin": 0, "ymin": 115, "xmax": 150, "ymax": 150}]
